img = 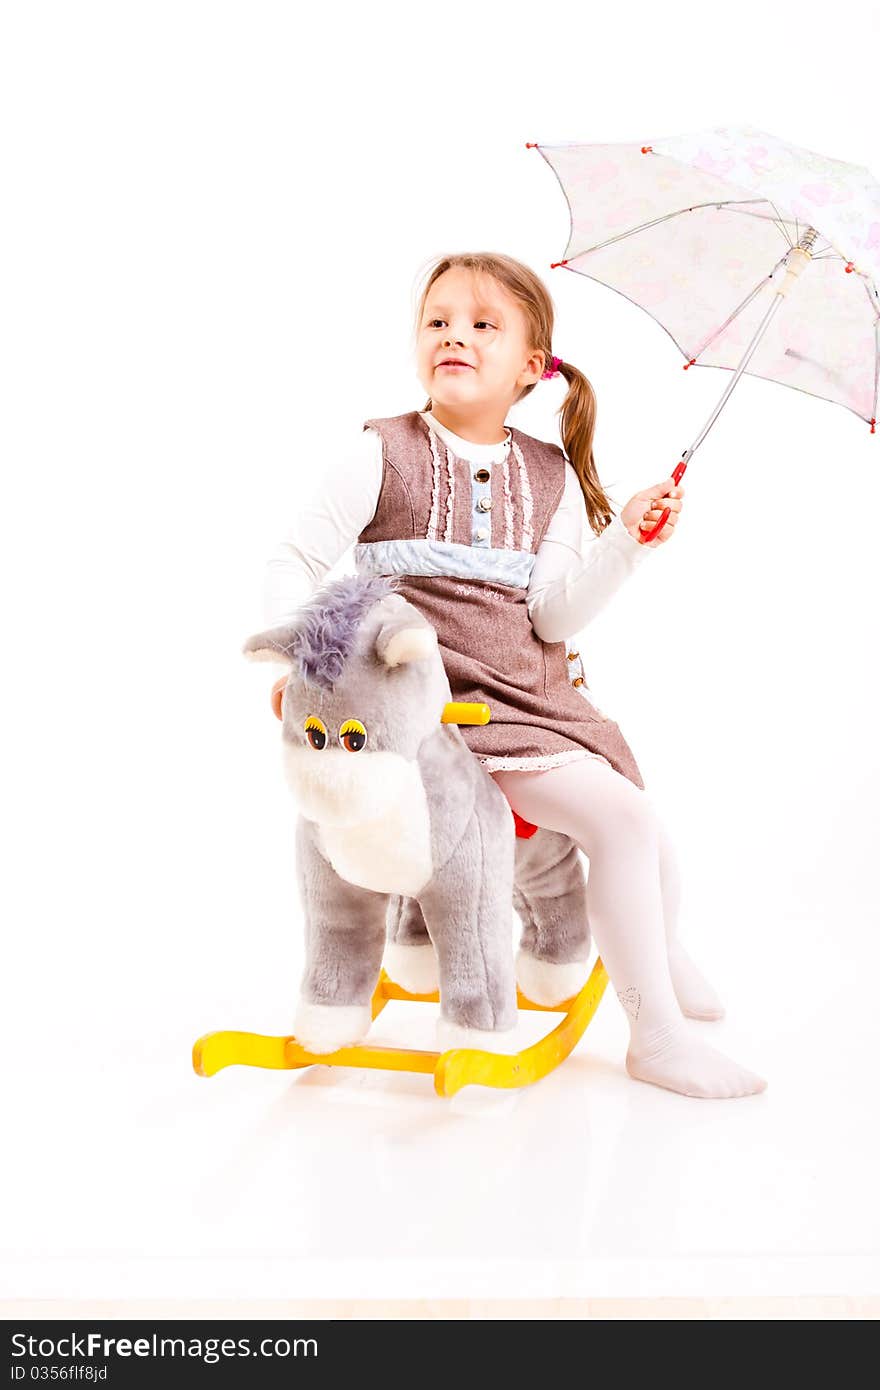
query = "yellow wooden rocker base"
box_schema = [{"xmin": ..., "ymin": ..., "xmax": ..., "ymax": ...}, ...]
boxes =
[{"xmin": 193, "ymin": 958, "xmax": 608, "ymax": 1097}]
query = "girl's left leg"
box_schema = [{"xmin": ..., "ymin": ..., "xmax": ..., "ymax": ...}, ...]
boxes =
[
  {"xmin": 493, "ymin": 760, "xmax": 766, "ymax": 1100},
  {"xmin": 655, "ymin": 817, "xmax": 725, "ymax": 1022}
]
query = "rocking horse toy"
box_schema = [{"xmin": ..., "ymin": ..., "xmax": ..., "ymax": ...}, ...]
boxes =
[{"xmin": 192, "ymin": 576, "xmax": 608, "ymax": 1096}]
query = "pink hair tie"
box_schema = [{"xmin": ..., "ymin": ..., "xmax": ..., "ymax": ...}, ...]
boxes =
[{"xmin": 541, "ymin": 355, "xmax": 563, "ymax": 379}]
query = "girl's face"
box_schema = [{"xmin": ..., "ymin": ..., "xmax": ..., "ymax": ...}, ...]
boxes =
[{"xmin": 415, "ymin": 268, "xmax": 545, "ymax": 418}]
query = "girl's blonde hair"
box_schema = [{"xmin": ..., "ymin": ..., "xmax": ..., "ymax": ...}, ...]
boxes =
[{"xmin": 413, "ymin": 251, "xmax": 615, "ymax": 536}]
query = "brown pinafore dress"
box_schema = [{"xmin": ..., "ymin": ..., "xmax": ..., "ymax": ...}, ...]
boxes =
[{"xmin": 355, "ymin": 410, "xmax": 645, "ymax": 790}]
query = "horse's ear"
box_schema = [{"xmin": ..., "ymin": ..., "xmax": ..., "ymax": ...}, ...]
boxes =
[
  {"xmin": 375, "ymin": 605, "xmax": 438, "ymax": 668},
  {"xmin": 241, "ymin": 623, "xmax": 299, "ymax": 665}
]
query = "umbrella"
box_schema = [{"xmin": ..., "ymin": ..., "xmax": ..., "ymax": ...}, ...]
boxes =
[{"xmin": 527, "ymin": 125, "xmax": 880, "ymax": 541}]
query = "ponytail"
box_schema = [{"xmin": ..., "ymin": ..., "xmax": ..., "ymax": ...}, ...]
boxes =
[{"xmin": 550, "ymin": 360, "xmax": 615, "ymax": 536}]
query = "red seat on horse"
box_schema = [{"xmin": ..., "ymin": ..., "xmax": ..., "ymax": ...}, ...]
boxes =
[{"xmin": 512, "ymin": 810, "xmax": 538, "ymax": 839}]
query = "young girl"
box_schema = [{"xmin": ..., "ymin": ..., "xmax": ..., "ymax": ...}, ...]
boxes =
[{"xmin": 263, "ymin": 251, "xmax": 767, "ymax": 1100}]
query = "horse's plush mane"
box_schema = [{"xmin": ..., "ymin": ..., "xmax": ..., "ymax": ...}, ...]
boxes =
[{"xmin": 289, "ymin": 575, "xmax": 398, "ymax": 689}]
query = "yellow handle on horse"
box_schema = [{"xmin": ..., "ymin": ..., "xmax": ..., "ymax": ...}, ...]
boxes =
[{"xmin": 441, "ymin": 702, "xmax": 491, "ymax": 725}]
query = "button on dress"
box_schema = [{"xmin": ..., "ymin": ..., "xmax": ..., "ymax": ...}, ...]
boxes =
[{"xmin": 355, "ymin": 410, "xmax": 645, "ymax": 790}]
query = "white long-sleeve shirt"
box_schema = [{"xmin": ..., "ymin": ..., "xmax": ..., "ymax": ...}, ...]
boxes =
[{"xmin": 263, "ymin": 410, "xmax": 652, "ymax": 641}]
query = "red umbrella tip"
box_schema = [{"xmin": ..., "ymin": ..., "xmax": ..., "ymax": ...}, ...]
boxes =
[
  {"xmin": 641, "ymin": 146, "xmax": 653, "ymax": 154},
  {"xmin": 550, "ymin": 260, "xmax": 568, "ymax": 269},
  {"xmin": 683, "ymin": 358, "xmax": 697, "ymax": 370},
  {"xmin": 871, "ymin": 418, "xmax": 876, "ymax": 433},
  {"xmin": 525, "ymin": 142, "xmax": 539, "ymax": 149}
]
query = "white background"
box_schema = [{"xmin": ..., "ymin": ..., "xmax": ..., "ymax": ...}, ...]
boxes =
[{"xmin": 2, "ymin": 1, "xmax": 878, "ymax": 1307}]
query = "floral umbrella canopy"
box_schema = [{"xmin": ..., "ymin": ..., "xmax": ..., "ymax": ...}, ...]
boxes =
[{"xmin": 529, "ymin": 125, "xmax": 880, "ymax": 538}]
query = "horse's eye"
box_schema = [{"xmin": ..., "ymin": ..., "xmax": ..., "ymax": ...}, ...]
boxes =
[
  {"xmin": 339, "ymin": 719, "xmax": 367, "ymax": 753},
  {"xmin": 304, "ymin": 716, "xmax": 327, "ymax": 750}
]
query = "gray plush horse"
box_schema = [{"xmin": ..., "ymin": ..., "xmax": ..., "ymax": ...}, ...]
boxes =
[{"xmin": 244, "ymin": 575, "xmax": 591, "ymax": 1055}]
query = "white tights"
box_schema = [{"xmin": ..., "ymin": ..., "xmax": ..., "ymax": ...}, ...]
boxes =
[{"xmin": 492, "ymin": 759, "xmax": 767, "ymax": 1100}]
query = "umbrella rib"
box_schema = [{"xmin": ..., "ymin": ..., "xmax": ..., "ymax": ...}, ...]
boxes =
[
  {"xmin": 713, "ymin": 210, "xmax": 832, "ymax": 261},
  {"xmin": 723, "ymin": 198, "xmax": 813, "ymax": 253},
  {"xmin": 569, "ymin": 199, "xmax": 815, "ymax": 263},
  {"xmin": 690, "ymin": 252, "xmax": 791, "ymax": 362},
  {"xmin": 716, "ymin": 210, "xmax": 837, "ymax": 262},
  {"xmin": 717, "ymin": 206, "xmax": 797, "ymax": 227},
  {"xmin": 566, "ymin": 197, "xmax": 770, "ymax": 260},
  {"xmin": 768, "ymin": 199, "xmax": 794, "ymax": 249},
  {"xmin": 685, "ymin": 290, "xmax": 790, "ymax": 462}
]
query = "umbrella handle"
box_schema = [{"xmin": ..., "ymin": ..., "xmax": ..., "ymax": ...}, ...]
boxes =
[{"xmin": 638, "ymin": 459, "xmax": 688, "ymax": 544}]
